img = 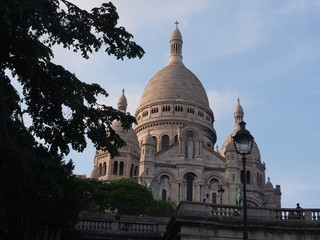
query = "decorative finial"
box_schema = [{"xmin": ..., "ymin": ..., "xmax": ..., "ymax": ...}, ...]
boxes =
[
  {"xmin": 268, "ymin": 177, "xmax": 270, "ymax": 182},
  {"xmin": 216, "ymin": 145, "xmax": 219, "ymax": 152},
  {"xmin": 237, "ymin": 98, "xmax": 240, "ymax": 105},
  {"xmin": 175, "ymin": 20, "xmax": 179, "ymax": 28},
  {"xmin": 122, "ymin": 88, "xmax": 125, "ymax": 94}
]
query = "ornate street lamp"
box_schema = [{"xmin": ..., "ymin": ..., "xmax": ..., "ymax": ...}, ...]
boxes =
[
  {"xmin": 218, "ymin": 185, "xmax": 225, "ymax": 204},
  {"xmin": 232, "ymin": 121, "xmax": 254, "ymax": 240}
]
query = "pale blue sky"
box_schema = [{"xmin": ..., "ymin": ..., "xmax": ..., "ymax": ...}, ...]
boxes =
[{"xmin": 53, "ymin": 0, "xmax": 320, "ymax": 208}]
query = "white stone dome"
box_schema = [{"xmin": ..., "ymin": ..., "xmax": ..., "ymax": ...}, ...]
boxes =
[
  {"xmin": 139, "ymin": 64, "xmax": 210, "ymax": 109},
  {"xmin": 265, "ymin": 177, "xmax": 274, "ymax": 191},
  {"xmin": 134, "ymin": 25, "xmax": 216, "ymax": 146},
  {"xmin": 220, "ymin": 100, "xmax": 260, "ymax": 159},
  {"xmin": 111, "ymin": 120, "xmax": 139, "ymax": 153},
  {"xmin": 234, "ymin": 98, "xmax": 244, "ymax": 115},
  {"xmin": 170, "ymin": 25, "xmax": 182, "ymax": 41},
  {"xmin": 220, "ymin": 129, "xmax": 261, "ymax": 158},
  {"xmin": 142, "ymin": 130, "xmax": 154, "ymax": 145}
]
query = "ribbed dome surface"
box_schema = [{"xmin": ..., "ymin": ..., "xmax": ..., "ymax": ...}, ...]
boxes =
[
  {"xmin": 171, "ymin": 27, "xmax": 182, "ymax": 41},
  {"xmin": 143, "ymin": 131, "xmax": 154, "ymax": 145},
  {"xmin": 139, "ymin": 64, "xmax": 209, "ymax": 108},
  {"xmin": 118, "ymin": 92, "xmax": 127, "ymax": 106},
  {"xmin": 220, "ymin": 128, "xmax": 260, "ymax": 157},
  {"xmin": 111, "ymin": 121, "xmax": 139, "ymax": 150},
  {"xmin": 265, "ymin": 178, "xmax": 274, "ymax": 190},
  {"xmin": 234, "ymin": 103, "xmax": 243, "ymax": 114}
]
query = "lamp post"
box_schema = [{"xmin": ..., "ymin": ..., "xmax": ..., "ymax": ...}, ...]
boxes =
[
  {"xmin": 218, "ymin": 185, "xmax": 225, "ymax": 204},
  {"xmin": 232, "ymin": 121, "xmax": 254, "ymax": 240}
]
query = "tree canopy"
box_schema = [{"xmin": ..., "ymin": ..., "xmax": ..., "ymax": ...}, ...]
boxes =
[
  {"xmin": 1, "ymin": 0, "xmax": 144, "ymax": 157},
  {"xmin": 76, "ymin": 178, "xmax": 153, "ymax": 215},
  {"xmin": 0, "ymin": 0, "xmax": 144, "ymax": 239},
  {"xmin": 76, "ymin": 178, "xmax": 175, "ymax": 217}
]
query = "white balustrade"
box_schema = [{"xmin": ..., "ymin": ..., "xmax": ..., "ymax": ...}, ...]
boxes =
[{"xmin": 75, "ymin": 219, "xmax": 159, "ymax": 234}]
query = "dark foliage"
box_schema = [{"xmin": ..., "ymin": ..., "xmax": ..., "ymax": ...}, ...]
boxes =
[
  {"xmin": 74, "ymin": 178, "xmax": 110, "ymax": 213},
  {"xmin": 75, "ymin": 178, "xmax": 153, "ymax": 216},
  {"xmin": 0, "ymin": 0, "xmax": 144, "ymax": 239},
  {"xmin": 105, "ymin": 178, "xmax": 153, "ymax": 215},
  {"xmin": 146, "ymin": 200, "xmax": 176, "ymax": 217}
]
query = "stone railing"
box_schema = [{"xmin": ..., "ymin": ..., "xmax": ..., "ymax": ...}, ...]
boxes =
[
  {"xmin": 75, "ymin": 205, "xmax": 320, "ymax": 240},
  {"xmin": 75, "ymin": 213, "xmax": 169, "ymax": 239},
  {"xmin": 176, "ymin": 201, "xmax": 320, "ymax": 223},
  {"xmin": 76, "ymin": 219, "xmax": 158, "ymax": 233},
  {"xmin": 210, "ymin": 205, "xmax": 242, "ymax": 217},
  {"xmin": 274, "ymin": 208, "xmax": 320, "ymax": 222}
]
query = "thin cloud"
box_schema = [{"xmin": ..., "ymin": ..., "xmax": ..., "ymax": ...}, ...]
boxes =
[
  {"xmin": 280, "ymin": 0, "xmax": 320, "ymax": 13},
  {"xmin": 207, "ymin": 89, "xmax": 240, "ymax": 119}
]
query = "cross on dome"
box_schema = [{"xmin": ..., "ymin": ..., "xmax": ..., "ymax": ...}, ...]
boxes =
[{"xmin": 174, "ymin": 20, "xmax": 179, "ymax": 27}]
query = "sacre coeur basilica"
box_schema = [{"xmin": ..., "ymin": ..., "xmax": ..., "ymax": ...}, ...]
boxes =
[{"xmin": 89, "ymin": 24, "xmax": 281, "ymax": 209}]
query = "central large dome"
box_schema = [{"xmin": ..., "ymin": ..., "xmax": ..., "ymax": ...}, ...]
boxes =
[
  {"xmin": 139, "ymin": 64, "xmax": 210, "ymax": 108},
  {"xmin": 134, "ymin": 25, "xmax": 216, "ymax": 146}
]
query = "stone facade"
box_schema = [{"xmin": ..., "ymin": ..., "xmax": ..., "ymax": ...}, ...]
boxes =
[
  {"xmin": 90, "ymin": 25, "xmax": 281, "ymax": 208},
  {"xmin": 90, "ymin": 89, "xmax": 140, "ymax": 182}
]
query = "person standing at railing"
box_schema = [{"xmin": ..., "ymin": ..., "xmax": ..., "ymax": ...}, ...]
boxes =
[{"xmin": 296, "ymin": 203, "xmax": 303, "ymax": 219}]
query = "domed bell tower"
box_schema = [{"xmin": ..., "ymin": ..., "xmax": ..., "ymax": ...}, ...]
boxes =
[{"xmin": 139, "ymin": 131, "xmax": 155, "ymax": 189}]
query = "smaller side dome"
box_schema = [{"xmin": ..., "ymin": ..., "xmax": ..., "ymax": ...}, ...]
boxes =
[
  {"xmin": 265, "ymin": 177, "xmax": 274, "ymax": 191},
  {"xmin": 142, "ymin": 130, "xmax": 154, "ymax": 145},
  {"xmin": 168, "ymin": 21, "xmax": 184, "ymax": 66},
  {"xmin": 234, "ymin": 98, "xmax": 244, "ymax": 125},
  {"xmin": 170, "ymin": 23, "xmax": 183, "ymax": 42},
  {"xmin": 220, "ymin": 100, "xmax": 260, "ymax": 158},
  {"xmin": 111, "ymin": 120, "xmax": 140, "ymax": 153},
  {"xmin": 117, "ymin": 89, "xmax": 128, "ymax": 113},
  {"xmin": 234, "ymin": 98, "xmax": 244, "ymax": 114}
]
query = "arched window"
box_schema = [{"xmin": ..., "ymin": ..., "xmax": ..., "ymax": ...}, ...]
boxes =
[
  {"xmin": 174, "ymin": 135, "xmax": 178, "ymax": 143},
  {"xmin": 186, "ymin": 174, "xmax": 194, "ymax": 201},
  {"xmin": 162, "ymin": 189, "xmax": 167, "ymax": 201},
  {"xmin": 99, "ymin": 163, "xmax": 102, "ymax": 177},
  {"xmin": 102, "ymin": 162, "xmax": 106, "ymax": 176},
  {"xmin": 113, "ymin": 161, "xmax": 118, "ymax": 175},
  {"xmin": 153, "ymin": 136, "xmax": 157, "ymax": 152},
  {"xmin": 119, "ymin": 161, "xmax": 124, "ymax": 176},
  {"xmin": 161, "ymin": 135, "xmax": 169, "ymax": 149},
  {"xmin": 130, "ymin": 164, "xmax": 134, "ymax": 177},
  {"xmin": 134, "ymin": 165, "xmax": 138, "ymax": 176},
  {"xmin": 247, "ymin": 170, "xmax": 251, "ymax": 184},
  {"xmin": 212, "ymin": 193, "xmax": 217, "ymax": 204},
  {"xmin": 241, "ymin": 170, "xmax": 250, "ymax": 184}
]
